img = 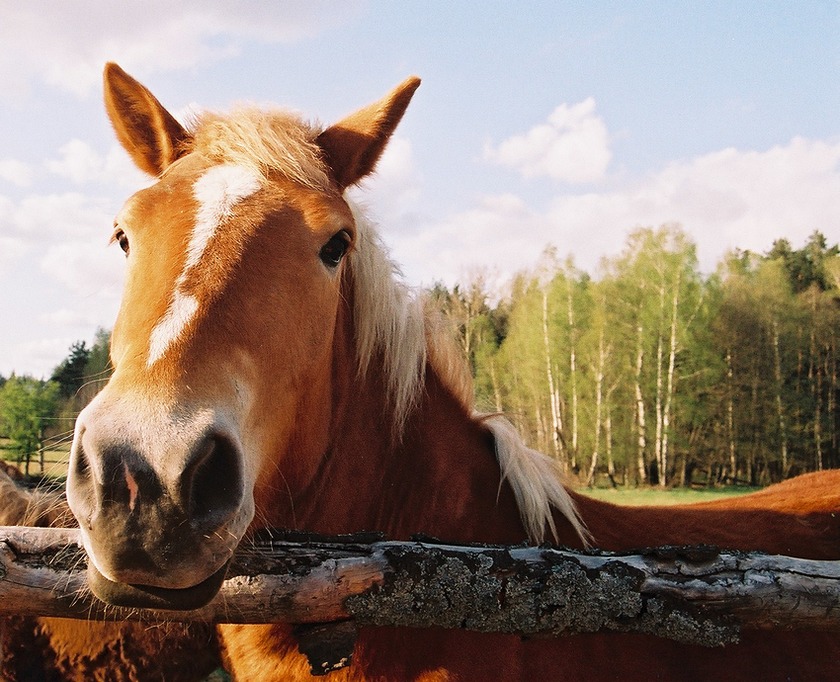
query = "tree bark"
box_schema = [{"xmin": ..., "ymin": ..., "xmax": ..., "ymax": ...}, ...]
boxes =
[
  {"xmin": 4, "ymin": 527, "xmax": 840, "ymax": 647},
  {"xmin": 654, "ymin": 280, "xmax": 666, "ymax": 485},
  {"xmin": 542, "ymin": 290, "xmax": 562, "ymax": 459},
  {"xmin": 488, "ymin": 358, "xmax": 503, "ymax": 414},
  {"xmin": 772, "ymin": 319, "xmax": 789, "ymax": 474},
  {"xmin": 829, "ymin": 339, "xmax": 838, "ymax": 463},
  {"xmin": 634, "ymin": 320, "xmax": 647, "ymax": 484},
  {"xmin": 586, "ymin": 329, "xmax": 606, "ymax": 486},
  {"xmin": 726, "ymin": 348, "xmax": 737, "ymax": 479},
  {"xmin": 660, "ymin": 268, "xmax": 681, "ymax": 488},
  {"xmin": 567, "ymin": 279, "xmax": 579, "ymax": 468}
]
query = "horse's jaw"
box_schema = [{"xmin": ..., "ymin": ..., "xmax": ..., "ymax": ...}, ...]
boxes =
[
  {"xmin": 68, "ymin": 390, "xmax": 258, "ymax": 611},
  {"xmin": 86, "ymin": 559, "xmax": 230, "ymax": 611}
]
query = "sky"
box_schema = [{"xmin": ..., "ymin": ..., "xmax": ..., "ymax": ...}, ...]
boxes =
[{"xmin": 1, "ymin": 1, "xmax": 838, "ymax": 378}]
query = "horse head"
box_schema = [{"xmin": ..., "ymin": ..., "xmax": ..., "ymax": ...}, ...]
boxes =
[{"xmin": 66, "ymin": 64, "xmax": 419, "ymax": 609}]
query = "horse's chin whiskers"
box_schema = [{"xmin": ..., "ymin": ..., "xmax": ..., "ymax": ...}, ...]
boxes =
[{"xmin": 264, "ymin": 461, "xmax": 297, "ymax": 529}]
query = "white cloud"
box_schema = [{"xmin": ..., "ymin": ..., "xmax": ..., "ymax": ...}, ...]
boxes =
[
  {"xmin": 545, "ymin": 136, "xmax": 840, "ymax": 272},
  {"xmin": 0, "ymin": 1, "xmax": 364, "ymax": 98},
  {"xmin": 45, "ymin": 139, "xmax": 105, "ymax": 185},
  {"xmin": 11, "ymin": 192, "xmax": 112, "ymax": 238},
  {"xmin": 46, "ymin": 139, "xmax": 149, "ymax": 189},
  {"xmin": 391, "ymin": 193, "xmax": 543, "ymax": 288},
  {"xmin": 0, "ymin": 189, "xmax": 122, "ymax": 297},
  {"xmin": 40, "ymin": 237, "xmax": 125, "ymax": 299},
  {"xmin": 351, "ymin": 136, "xmax": 422, "ymax": 228},
  {"xmin": 39, "ymin": 307, "xmax": 109, "ymax": 328},
  {"xmin": 392, "ymin": 136, "xmax": 840, "ymax": 287},
  {"xmin": 3, "ymin": 337, "xmax": 78, "ymax": 380},
  {"xmin": 0, "ymin": 190, "xmax": 123, "ymax": 378},
  {"xmin": 0, "ymin": 236, "xmax": 29, "ymax": 273},
  {"xmin": 484, "ymin": 98, "xmax": 611, "ymax": 184},
  {"xmin": 0, "ymin": 195, "xmax": 31, "ymax": 271},
  {"xmin": 0, "ymin": 194, "xmax": 15, "ymax": 224},
  {"xmin": 0, "ymin": 159, "xmax": 35, "ymax": 187}
]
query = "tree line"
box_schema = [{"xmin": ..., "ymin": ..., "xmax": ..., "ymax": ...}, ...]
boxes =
[
  {"xmin": 3, "ymin": 229, "xmax": 838, "ymax": 488},
  {"xmin": 0, "ymin": 328, "xmax": 111, "ymax": 476},
  {"xmin": 432, "ymin": 227, "xmax": 840, "ymax": 488}
]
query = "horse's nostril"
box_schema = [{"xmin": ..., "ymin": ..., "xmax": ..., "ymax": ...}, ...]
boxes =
[
  {"xmin": 68, "ymin": 438, "xmax": 94, "ymax": 528},
  {"xmin": 73, "ymin": 440, "xmax": 91, "ymax": 482},
  {"xmin": 182, "ymin": 433, "xmax": 243, "ymax": 529}
]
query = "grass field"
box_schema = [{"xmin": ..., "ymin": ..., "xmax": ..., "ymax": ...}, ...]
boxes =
[
  {"xmin": 1, "ymin": 437, "xmax": 71, "ymax": 480},
  {"xmin": 578, "ymin": 485, "xmax": 760, "ymax": 506}
]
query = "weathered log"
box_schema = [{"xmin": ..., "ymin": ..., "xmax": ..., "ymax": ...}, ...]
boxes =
[{"xmin": 3, "ymin": 525, "xmax": 840, "ymax": 649}]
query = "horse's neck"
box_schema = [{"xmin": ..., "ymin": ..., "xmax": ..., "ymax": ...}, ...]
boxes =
[
  {"xmin": 257, "ymin": 349, "xmax": 545, "ymax": 544},
  {"xmin": 377, "ymin": 364, "xmax": 531, "ymax": 544},
  {"xmin": 250, "ymin": 279, "xmax": 594, "ymax": 545}
]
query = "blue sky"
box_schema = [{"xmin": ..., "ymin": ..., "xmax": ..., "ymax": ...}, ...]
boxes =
[{"xmin": 1, "ymin": 1, "xmax": 838, "ymax": 377}]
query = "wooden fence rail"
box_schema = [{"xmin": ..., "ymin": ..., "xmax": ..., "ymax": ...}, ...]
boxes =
[{"xmin": 3, "ymin": 525, "xmax": 840, "ymax": 651}]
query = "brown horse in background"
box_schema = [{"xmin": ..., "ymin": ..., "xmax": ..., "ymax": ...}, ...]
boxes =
[
  {"xmin": 0, "ymin": 466, "xmax": 221, "ymax": 681},
  {"xmin": 3, "ymin": 64, "xmax": 840, "ymax": 680}
]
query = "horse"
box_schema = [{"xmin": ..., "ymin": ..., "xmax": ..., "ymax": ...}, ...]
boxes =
[
  {"xmin": 0, "ymin": 466, "xmax": 222, "ymax": 681},
  {"xmin": 15, "ymin": 62, "xmax": 840, "ymax": 680},
  {"xmin": 0, "ymin": 461, "xmax": 71, "ymax": 527}
]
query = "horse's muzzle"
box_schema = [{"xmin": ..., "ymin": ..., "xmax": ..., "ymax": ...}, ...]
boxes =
[
  {"xmin": 86, "ymin": 559, "xmax": 231, "ymax": 610},
  {"xmin": 67, "ymin": 395, "xmax": 254, "ymax": 609}
]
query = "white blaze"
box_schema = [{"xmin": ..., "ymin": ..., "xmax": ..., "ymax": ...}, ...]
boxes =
[
  {"xmin": 147, "ymin": 164, "xmax": 261, "ymax": 366},
  {"xmin": 147, "ymin": 291, "xmax": 200, "ymax": 366}
]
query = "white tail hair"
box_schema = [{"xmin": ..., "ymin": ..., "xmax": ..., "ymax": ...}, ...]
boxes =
[
  {"xmin": 483, "ymin": 414, "xmax": 590, "ymax": 545},
  {"xmin": 348, "ymin": 209, "xmax": 587, "ymax": 545}
]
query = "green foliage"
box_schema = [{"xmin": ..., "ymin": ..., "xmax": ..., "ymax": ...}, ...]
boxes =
[
  {"xmin": 52, "ymin": 329, "xmax": 114, "ymax": 421},
  {"xmin": 4, "ymin": 230, "xmax": 837, "ymax": 489},
  {"xmin": 436, "ymin": 227, "xmax": 840, "ymax": 487},
  {"xmin": 1, "ymin": 331, "xmax": 113, "ymax": 476},
  {"xmin": 767, "ymin": 230, "xmax": 839, "ymax": 293},
  {"xmin": 0, "ymin": 376, "xmax": 59, "ymax": 474},
  {"xmin": 51, "ymin": 340, "xmax": 91, "ymax": 399},
  {"xmin": 83, "ymin": 328, "xmax": 113, "ymax": 392},
  {"xmin": 429, "ymin": 274, "xmax": 505, "ymax": 411}
]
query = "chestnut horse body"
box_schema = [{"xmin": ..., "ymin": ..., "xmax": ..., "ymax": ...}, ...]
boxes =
[{"xmin": 40, "ymin": 65, "xmax": 840, "ymax": 680}]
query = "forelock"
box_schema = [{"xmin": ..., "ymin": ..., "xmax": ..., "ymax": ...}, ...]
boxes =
[{"xmin": 187, "ymin": 108, "xmax": 332, "ymax": 191}]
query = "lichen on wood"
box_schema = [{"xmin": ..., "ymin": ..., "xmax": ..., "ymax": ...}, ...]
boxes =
[
  {"xmin": 344, "ymin": 543, "xmax": 739, "ymax": 647},
  {"xmin": 3, "ymin": 526, "xmax": 840, "ymax": 649}
]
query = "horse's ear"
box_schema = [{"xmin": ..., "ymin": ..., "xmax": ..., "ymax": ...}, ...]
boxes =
[
  {"xmin": 103, "ymin": 62, "xmax": 191, "ymax": 177},
  {"xmin": 317, "ymin": 77, "xmax": 421, "ymax": 190}
]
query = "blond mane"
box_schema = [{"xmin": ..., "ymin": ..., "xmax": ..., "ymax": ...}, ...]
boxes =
[
  {"xmin": 184, "ymin": 106, "xmax": 585, "ymax": 545},
  {"xmin": 348, "ymin": 209, "xmax": 587, "ymax": 544},
  {"xmin": 187, "ymin": 108, "xmax": 333, "ymax": 191}
]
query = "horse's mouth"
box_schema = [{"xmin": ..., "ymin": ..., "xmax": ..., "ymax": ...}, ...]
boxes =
[{"xmin": 87, "ymin": 561, "xmax": 229, "ymax": 611}]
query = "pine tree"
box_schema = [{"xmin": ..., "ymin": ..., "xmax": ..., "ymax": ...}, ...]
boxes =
[{"xmin": 50, "ymin": 341, "xmax": 91, "ymax": 399}]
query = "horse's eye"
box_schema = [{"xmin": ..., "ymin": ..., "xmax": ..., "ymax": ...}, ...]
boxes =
[
  {"xmin": 319, "ymin": 230, "xmax": 351, "ymax": 268},
  {"xmin": 112, "ymin": 228, "xmax": 130, "ymax": 255}
]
